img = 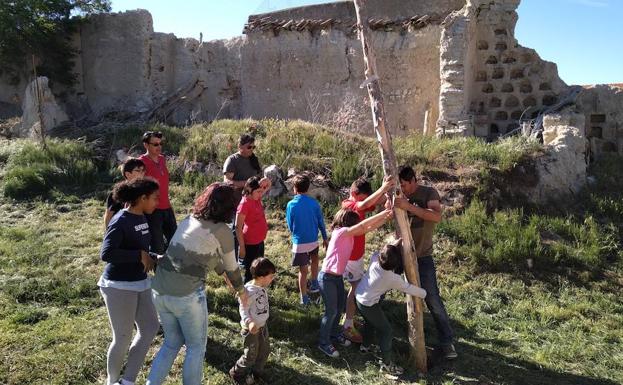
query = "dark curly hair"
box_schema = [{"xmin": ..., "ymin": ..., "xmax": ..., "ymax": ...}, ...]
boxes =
[
  {"xmin": 112, "ymin": 177, "xmax": 159, "ymax": 206},
  {"xmin": 192, "ymin": 182, "xmax": 236, "ymax": 223}
]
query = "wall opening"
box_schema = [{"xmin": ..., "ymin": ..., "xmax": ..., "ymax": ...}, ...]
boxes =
[
  {"xmin": 501, "ymin": 83, "xmax": 514, "ymax": 93},
  {"xmin": 505, "ymin": 96, "xmax": 520, "ymax": 108}
]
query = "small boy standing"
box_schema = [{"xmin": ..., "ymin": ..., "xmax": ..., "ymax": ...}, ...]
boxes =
[
  {"xmin": 341, "ymin": 176, "xmax": 395, "ymax": 342},
  {"xmin": 286, "ymin": 174, "xmax": 328, "ymax": 305},
  {"xmin": 230, "ymin": 257, "xmax": 276, "ymax": 385}
]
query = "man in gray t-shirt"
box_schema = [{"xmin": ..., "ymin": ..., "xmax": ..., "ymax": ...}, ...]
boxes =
[{"xmin": 223, "ymin": 133, "xmax": 262, "ymax": 205}]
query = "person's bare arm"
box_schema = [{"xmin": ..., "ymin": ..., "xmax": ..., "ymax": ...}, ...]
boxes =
[
  {"xmin": 394, "ymin": 197, "xmax": 442, "ymax": 223},
  {"xmin": 345, "ymin": 209, "xmax": 393, "ymax": 237},
  {"xmin": 224, "ymin": 172, "xmax": 247, "ymax": 188},
  {"xmin": 103, "ymin": 209, "xmax": 114, "ymax": 228},
  {"xmin": 235, "ymin": 212, "xmax": 246, "ymax": 258},
  {"xmin": 355, "ymin": 176, "xmax": 395, "ymax": 211},
  {"xmin": 259, "ymin": 177, "xmax": 272, "ymax": 195}
]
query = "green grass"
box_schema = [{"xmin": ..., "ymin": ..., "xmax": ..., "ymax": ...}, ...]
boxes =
[
  {"xmin": 0, "ymin": 123, "xmax": 621, "ymax": 385},
  {"xmin": 2, "ymin": 140, "xmax": 98, "ymax": 199}
]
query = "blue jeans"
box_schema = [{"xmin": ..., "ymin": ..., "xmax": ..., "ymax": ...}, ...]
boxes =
[
  {"xmin": 418, "ymin": 256, "xmax": 454, "ymax": 346},
  {"xmin": 147, "ymin": 288, "xmax": 208, "ymax": 385},
  {"xmin": 318, "ymin": 271, "xmax": 346, "ymax": 346}
]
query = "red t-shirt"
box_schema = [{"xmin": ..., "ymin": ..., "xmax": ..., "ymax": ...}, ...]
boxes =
[
  {"xmin": 237, "ymin": 196, "xmax": 268, "ymax": 245},
  {"xmin": 139, "ymin": 154, "xmax": 171, "ymax": 210},
  {"xmin": 341, "ymin": 198, "xmax": 374, "ymax": 261}
]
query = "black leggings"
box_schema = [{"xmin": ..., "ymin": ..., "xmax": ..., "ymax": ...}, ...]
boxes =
[{"xmin": 240, "ymin": 242, "xmax": 265, "ymax": 283}]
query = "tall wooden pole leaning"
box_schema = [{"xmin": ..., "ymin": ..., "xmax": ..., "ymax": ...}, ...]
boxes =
[{"xmin": 353, "ymin": 0, "xmax": 428, "ymax": 373}]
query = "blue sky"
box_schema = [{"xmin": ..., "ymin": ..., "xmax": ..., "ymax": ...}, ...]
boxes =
[{"xmin": 111, "ymin": 0, "xmax": 622, "ymax": 85}]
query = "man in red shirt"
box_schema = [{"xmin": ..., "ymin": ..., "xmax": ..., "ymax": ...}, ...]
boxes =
[
  {"xmin": 139, "ymin": 131, "xmax": 177, "ymax": 254},
  {"xmin": 341, "ymin": 176, "xmax": 395, "ymax": 343}
]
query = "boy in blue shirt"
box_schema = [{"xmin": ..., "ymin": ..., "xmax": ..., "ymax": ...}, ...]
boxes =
[{"xmin": 286, "ymin": 174, "xmax": 328, "ymax": 305}]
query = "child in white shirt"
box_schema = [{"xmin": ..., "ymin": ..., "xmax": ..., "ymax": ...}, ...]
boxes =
[
  {"xmin": 355, "ymin": 240, "xmax": 427, "ymax": 378},
  {"xmin": 229, "ymin": 257, "xmax": 276, "ymax": 384}
]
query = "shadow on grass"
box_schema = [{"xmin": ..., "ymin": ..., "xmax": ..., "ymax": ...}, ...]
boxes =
[
  {"xmin": 205, "ymin": 335, "xmax": 335, "ymax": 385},
  {"xmin": 384, "ymin": 301, "xmax": 619, "ymax": 385},
  {"xmin": 203, "ymin": 287, "xmax": 618, "ymax": 385}
]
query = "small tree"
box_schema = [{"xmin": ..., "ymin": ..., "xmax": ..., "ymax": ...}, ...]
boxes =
[{"xmin": 0, "ymin": 0, "xmax": 111, "ymax": 87}]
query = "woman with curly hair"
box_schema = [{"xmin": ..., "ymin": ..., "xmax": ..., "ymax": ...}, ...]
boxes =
[
  {"xmin": 99, "ymin": 177, "xmax": 160, "ymax": 385},
  {"xmin": 147, "ymin": 182, "xmax": 248, "ymax": 385}
]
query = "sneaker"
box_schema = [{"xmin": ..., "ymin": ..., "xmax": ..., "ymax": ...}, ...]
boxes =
[
  {"xmin": 442, "ymin": 343, "xmax": 458, "ymax": 360},
  {"xmin": 332, "ymin": 333, "xmax": 352, "ymax": 347},
  {"xmin": 379, "ymin": 362, "xmax": 404, "ymax": 379},
  {"xmin": 342, "ymin": 325, "xmax": 363, "ymax": 343},
  {"xmin": 229, "ymin": 367, "xmax": 255, "ymax": 385},
  {"xmin": 311, "ymin": 294, "xmax": 322, "ymax": 305},
  {"xmin": 359, "ymin": 344, "xmax": 381, "ymax": 355},
  {"xmin": 308, "ymin": 279, "xmax": 320, "ymax": 293},
  {"xmin": 300, "ymin": 295, "xmax": 311, "ymax": 306},
  {"xmin": 318, "ymin": 343, "xmax": 340, "ymax": 358}
]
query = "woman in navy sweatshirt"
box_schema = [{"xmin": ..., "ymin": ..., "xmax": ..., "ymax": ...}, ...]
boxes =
[{"xmin": 99, "ymin": 177, "xmax": 160, "ymax": 385}]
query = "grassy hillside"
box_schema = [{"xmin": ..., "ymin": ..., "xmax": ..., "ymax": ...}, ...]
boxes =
[{"xmin": 0, "ymin": 120, "xmax": 621, "ymax": 385}]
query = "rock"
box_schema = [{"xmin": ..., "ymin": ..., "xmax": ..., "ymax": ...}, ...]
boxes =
[
  {"xmin": 283, "ymin": 173, "xmax": 340, "ymax": 203},
  {"xmin": 525, "ymin": 108, "xmax": 588, "ymax": 202},
  {"xmin": 263, "ymin": 164, "xmax": 287, "ymax": 198},
  {"xmin": 19, "ymin": 77, "xmax": 68, "ymax": 138},
  {"xmin": 115, "ymin": 148, "xmax": 129, "ymax": 164}
]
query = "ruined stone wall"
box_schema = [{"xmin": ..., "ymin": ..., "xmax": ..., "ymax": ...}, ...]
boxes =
[
  {"xmin": 439, "ymin": 0, "xmax": 568, "ymax": 139},
  {"xmin": 74, "ymin": 10, "xmax": 242, "ymax": 124},
  {"xmin": 249, "ymin": 0, "xmax": 464, "ymax": 25},
  {"xmin": 241, "ymin": 25, "xmax": 441, "ymax": 135},
  {"xmin": 79, "ymin": 10, "xmax": 154, "ymax": 116},
  {"xmin": 576, "ymin": 84, "xmax": 623, "ymax": 158}
]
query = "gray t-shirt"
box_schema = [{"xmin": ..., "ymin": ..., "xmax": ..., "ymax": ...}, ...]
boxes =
[
  {"xmin": 151, "ymin": 216, "xmax": 243, "ymax": 296},
  {"xmin": 223, "ymin": 153, "xmax": 261, "ymax": 182}
]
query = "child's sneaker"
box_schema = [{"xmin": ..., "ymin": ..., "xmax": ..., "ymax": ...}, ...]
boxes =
[
  {"xmin": 318, "ymin": 343, "xmax": 340, "ymax": 358},
  {"xmin": 359, "ymin": 344, "xmax": 381, "ymax": 355},
  {"xmin": 379, "ymin": 361, "xmax": 404, "ymax": 379},
  {"xmin": 229, "ymin": 367, "xmax": 254, "ymax": 385},
  {"xmin": 332, "ymin": 333, "xmax": 352, "ymax": 347},
  {"xmin": 342, "ymin": 325, "xmax": 363, "ymax": 343},
  {"xmin": 442, "ymin": 343, "xmax": 458, "ymax": 360},
  {"xmin": 308, "ymin": 279, "xmax": 320, "ymax": 293},
  {"xmin": 300, "ymin": 295, "xmax": 311, "ymax": 306}
]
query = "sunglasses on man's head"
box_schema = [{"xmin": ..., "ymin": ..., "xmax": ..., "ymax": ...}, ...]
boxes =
[{"xmin": 143, "ymin": 131, "xmax": 163, "ymax": 140}]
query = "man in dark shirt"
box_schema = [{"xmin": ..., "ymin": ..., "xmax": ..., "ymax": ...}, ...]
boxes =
[{"xmin": 394, "ymin": 165, "xmax": 457, "ymax": 360}]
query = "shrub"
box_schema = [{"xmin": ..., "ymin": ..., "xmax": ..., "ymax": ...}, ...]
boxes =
[
  {"xmin": 180, "ymin": 119, "xmax": 380, "ymax": 188},
  {"xmin": 2, "ymin": 140, "xmax": 98, "ymax": 199},
  {"xmin": 439, "ymin": 199, "xmax": 618, "ymax": 272},
  {"xmin": 439, "ymin": 200, "xmax": 541, "ymax": 269},
  {"xmin": 3, "ymin": 166, "xmax": 51, "ymax": 199},
  {"xmin": 108, "ymin": 123, "xmax": 188, "ymax": 156}
]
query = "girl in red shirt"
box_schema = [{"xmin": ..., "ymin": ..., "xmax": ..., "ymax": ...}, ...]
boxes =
[{"xmin": 236, "ymin": 176, "xmax": 272, "ymax": 282}]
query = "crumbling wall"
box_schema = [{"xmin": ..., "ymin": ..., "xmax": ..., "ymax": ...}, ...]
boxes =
[
  {"xmin": 249, "ymin": 0, "xmax": 464, "ymax": 25},
  {"xmin": 438, "ymin": 0, "xmax": 568, "ymax": 139},
  {"xmin": 79, "ymin": 10, "xmax": 154, "ymax": 116},
  {"xmin": 575, "ymin": 84, "xmax": 623, "ymax": 158},
  {"xmin": 241, "ymin": 25, "xmax": 441, "ymax": 135}
]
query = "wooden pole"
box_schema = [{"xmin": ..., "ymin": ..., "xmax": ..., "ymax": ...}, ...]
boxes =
[
  {"xmin": 32, "ymin": 55, "xmax": 47, "ymax": 150},
  {"xmin": 353, "ymin": 0, "xmax": 427, "ymax": 373}
]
